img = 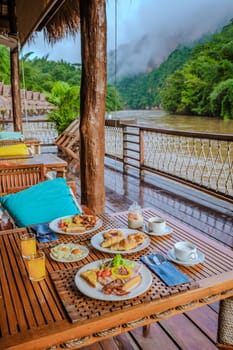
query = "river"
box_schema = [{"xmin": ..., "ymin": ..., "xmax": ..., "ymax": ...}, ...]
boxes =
[{"xmin": 108, "ymin": 110, "xmax": 233, "ymax": 135}]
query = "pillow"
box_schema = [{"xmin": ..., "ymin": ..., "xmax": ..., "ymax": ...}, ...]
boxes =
[
  {"xmin": 0, "ymin": 132, "xmax": 24, "ymax": 140},
  {"xmin": 0, "ymin": 178, "xmax": 81, "ymax": 227},
  {"xmin": 0, "ymin": 144, "xmax": 29, "ymax": 157}
]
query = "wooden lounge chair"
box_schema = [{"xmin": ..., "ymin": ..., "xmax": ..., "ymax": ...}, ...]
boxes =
[{"xmin": 0, "ymin": 163, "xmax": 45, "ymax": 196}]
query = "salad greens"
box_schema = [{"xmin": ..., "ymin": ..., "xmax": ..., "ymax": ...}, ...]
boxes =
[{"xmin": 110, "ymin": 254, "xmax": 135, "ymax": 269}]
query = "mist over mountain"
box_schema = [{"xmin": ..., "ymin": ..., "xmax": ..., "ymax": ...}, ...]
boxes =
[
  {"xmin": 24, "ymin": 0, "xmax": 233, "ymax": 81},
  {"xmin": 107, "ymin": 0, "xmax": 233, "ymax": 79}
]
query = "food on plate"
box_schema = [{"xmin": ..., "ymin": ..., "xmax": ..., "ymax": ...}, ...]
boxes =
[
  {"xmin": 101, "ymin": 235, "xmax": 123, "ymax": 248},
  {"xmin": 129, "ymin": 233, "xmax": 147, "ymax": 244},
  {"xmin": 103, "ymin": 229, "xmax": 124, "ymax": 240},
  {"xmin": 110, "ymin": 237, "xmax": 139, "ymax": 250},
  {"xmin": 80, "ymin": 269, "xmax": 97, "ymax": 287},
  {"xmin": 122, "ymin": 275, "xmax": 142, "ymax": 291},
  {"xmin": 50, "ymin": 243, "xmax": 86, "ymax": 261},
  {"xmin": 58, "ymin": 215, "xmax": 99, "ymax": 233},
  {"xmin": 100, "ymin": 230, "xmax": 147, "ymax": 251},
  {"xmin": 79, "ymin": 254, "xmax": 142, "ymax": 296},
  {"xmin": 71, "ymin": 248, "xmax": 82, "ymax": 255}
]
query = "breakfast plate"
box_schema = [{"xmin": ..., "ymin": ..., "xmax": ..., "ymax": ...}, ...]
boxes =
[
  {"xmin": 91, "ymin": 228, "xmax": 150, "ymax": 254},
  {"xmin": 75, "ymin": 259, "xmax": 153, "ymax": 301},
  {"xmin": 50, "ymin": 243, "xmax": 89, "ymax": 262},
  {"xmin": 49, "ymin": 215, "xmax": 103, "ymax": 235},
  {"xmin": 167, "ymin": 248, "xmax": 205, "ymax": 266}
]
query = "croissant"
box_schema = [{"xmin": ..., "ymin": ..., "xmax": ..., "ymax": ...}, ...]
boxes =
[
  {"xmin": 101, "ymin": 236, "xmax": 124, "ymax": 248},
  {"xmin": 128, "ymin": 233, "xmax": 147, "ymax": 244},
  {"xmin": 110, "ymin": 237, "xmax": 138, "ymax": 251},
  {"xmin": 103, "ymin": 229, "xmax": 124, "ymax": 240}
]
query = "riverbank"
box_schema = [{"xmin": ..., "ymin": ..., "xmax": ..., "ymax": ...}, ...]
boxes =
[{"xmin": 108, "ymin": 110, "xmax": 233, "ymax": 134}]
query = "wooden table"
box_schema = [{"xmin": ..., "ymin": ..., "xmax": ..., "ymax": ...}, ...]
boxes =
[
  {"xmin": 3, "ymin": 153, "xmax": 67, "ymax": 178},
  {"xmin": 0, "ymin": 208, "xmax": 233, "ymax": 350}
]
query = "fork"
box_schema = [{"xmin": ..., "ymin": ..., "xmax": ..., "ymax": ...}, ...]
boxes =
[
  {"xmin": 143, "ymin": 254, "xmax": 161, "ymax": 266},
  {"xmin": 153, "ymin": 253, "xmax": 167, "ymax": 264}
]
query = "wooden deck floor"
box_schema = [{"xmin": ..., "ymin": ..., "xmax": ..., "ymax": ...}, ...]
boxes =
[{"xmin": 66, "ymin": 161, "xmax": 233, "ymax": 350}]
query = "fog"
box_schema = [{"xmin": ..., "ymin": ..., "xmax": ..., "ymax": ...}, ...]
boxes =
[{"xmin": 24, "ymin": 0, "xmax": 233, "ymax": 77}]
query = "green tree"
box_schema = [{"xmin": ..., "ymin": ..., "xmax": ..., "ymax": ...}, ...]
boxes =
[
  {"xmin": 106, "ymin": 85, "xmax": 123, "ymax": 111},
  {"xmin": 47, "ymin": 81, "xmax": 80, "ymax": 133},
  {"xmin": 210, "ymin": 79, "xmax": 233, "ymax": 119},
  {"xmin": 0, "ymin": 45, "xmax": 10, "ymax": 84},
  {"xmin": 160, "ymin": 70, "xmax": 185, "ymax": 113}
]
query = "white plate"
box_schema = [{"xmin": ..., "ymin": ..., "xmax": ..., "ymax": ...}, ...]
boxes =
[
  {"xmin": 49, "ymin": 215, "xmax": 103, "ymax": 235},
  {"xmin": 167, "ymin": 248, "xmax": 205, "ymax": 266},
  {"xmin": 91, "ymin": 228, "xmax": 150, "ymax": 254},
  {"xmin": 50, "ymin": 243, "xmax": 89, "ymax": 263},
  {"xmin": 75, "ymin": 259, "xmax": 153, "ymax": 301}
]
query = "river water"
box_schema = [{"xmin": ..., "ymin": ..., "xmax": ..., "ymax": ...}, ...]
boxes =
[{"xmin": 108, "ymin": 110, "xmax": 233, "ymax": 135}]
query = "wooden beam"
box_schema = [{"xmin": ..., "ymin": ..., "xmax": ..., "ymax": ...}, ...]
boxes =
[
  {"xmin": 79, "ymin": 0, "xmax": 106, "ymax": 213},
  {"xmin": 10, "ymin": 46, "xmax": 22, "ymax": 132}
]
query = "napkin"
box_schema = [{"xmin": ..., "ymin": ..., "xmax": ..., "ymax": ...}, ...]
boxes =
[
  {"xmin": 140, "ymin": 254, "xmax": 190, "ymax": 286},
  {"xmin": 30, "ymin": 223, "xmax": 58, "ymax": 243}
]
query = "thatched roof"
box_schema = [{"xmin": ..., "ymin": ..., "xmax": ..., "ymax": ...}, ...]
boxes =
[
  {"xmin": 42, "ymin": 0, "xmax": 80, "ymax": 44},
  {"xmin": 0, "ymin": 0, "xmax": 81, "ymax": 47}
]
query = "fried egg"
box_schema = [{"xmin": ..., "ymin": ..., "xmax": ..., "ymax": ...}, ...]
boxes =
[{"xmin": 51, "ymin": 243, "xmax": 84, "ymax": 260}]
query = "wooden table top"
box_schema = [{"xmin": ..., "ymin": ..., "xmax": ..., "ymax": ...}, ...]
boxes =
[
  {"xmin": 0, "ymin": 208, "xmax": 233, "ymax": 350},
  {"xmin": 14, "ymin": 153, "xmax": 67, "ymax": 167}
]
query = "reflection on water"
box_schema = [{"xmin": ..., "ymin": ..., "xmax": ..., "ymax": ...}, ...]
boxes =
[{"xmin": 109, "ymin": 110, "xmax": 233, "ymax": 135}]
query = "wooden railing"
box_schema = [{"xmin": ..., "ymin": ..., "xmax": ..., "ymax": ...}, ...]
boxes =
[
  {"xmin": 105, "ymin": 120, "xmax": 233, "ymax": 200},
  {"xmin": 3, "ymin": 118, "xmax": 233, "ymax": 200}
]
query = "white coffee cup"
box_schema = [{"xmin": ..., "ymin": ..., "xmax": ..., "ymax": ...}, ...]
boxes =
[
  {"xmin": 174, "ymin": 241, "xmax": 198, "ymax": 261},
  {"xmin": 148, "ymin": 216, "xmax": 166, "ymax": 234}
]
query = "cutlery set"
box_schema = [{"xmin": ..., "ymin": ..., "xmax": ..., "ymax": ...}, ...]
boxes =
[{"xmin": 141, "ymin": 253, "xmax": 191, "ymax": 286}]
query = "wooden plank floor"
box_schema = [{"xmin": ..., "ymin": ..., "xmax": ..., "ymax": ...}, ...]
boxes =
[{"xmin": 66, "ymin": 161, "xmax": 233, "ymax": 350}]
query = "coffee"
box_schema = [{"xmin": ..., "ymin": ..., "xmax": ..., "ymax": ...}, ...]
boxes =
[{"xmin": 148, "ymin": 216, "xmax": 166, "ymax": 234}]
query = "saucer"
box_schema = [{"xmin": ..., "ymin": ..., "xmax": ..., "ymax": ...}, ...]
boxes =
[
  {"xmin": 146, "ymin": 225, "xmax": 173, "ymax": 236},
  {"xmin": 167, "ymin": 248, "xmax": 205, "ymax": 266}
]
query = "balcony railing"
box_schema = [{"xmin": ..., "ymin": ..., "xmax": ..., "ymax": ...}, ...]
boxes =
[
  {"xmin": 3, "ymin": 118, "xmax": 233, "ymax": 200},
  {"xmin": 105, "ymin": 120, "xmax": 233, "ymax": 200}
]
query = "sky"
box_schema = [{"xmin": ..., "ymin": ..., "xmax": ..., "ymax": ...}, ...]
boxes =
[{"xmin": 23, "ymin": 0, "xmax": 233, "ymax": 77}]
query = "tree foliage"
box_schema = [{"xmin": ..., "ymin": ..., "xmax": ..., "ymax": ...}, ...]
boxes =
[
  {"xmin": 160, "ymin": 22, "xmax": 233, "ymax": 119},
  {"xmin": 0, "ymin": 47, "xmax": 123, "ymax": 132},
  {"xmin": 0, "ymin": 45, "xmax": 10, "ymax": 84},
  {"xmin": 47, "ymin": 81, "xmax": 80, "ymax": 133},
  {"xmin": 117, "ymin": 46, "xmax": 192, "ymax": 109}
]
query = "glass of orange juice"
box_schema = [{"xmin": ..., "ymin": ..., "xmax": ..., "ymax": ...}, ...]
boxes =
[
  {"xmin": 20, "ymin": 232, "xmax": 37, "ymax": 258},
  {"xmin": 27, "ymin": 251, "xmax": 46, "ymax": 281}
]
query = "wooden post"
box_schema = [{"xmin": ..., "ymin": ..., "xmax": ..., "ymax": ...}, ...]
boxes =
[
  {"xmin": 79, "ymin": 0, "xmax": 106, "ymax": 213},
  {"xmin": 10, "ymin": 47, "xmax": 22, "ymax": 132}
]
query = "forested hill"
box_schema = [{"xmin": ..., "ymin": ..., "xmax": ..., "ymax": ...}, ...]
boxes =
[
  {"xmin": 0, "ymin": 49, "xmax": 122, "ymax": 113},
  {"xmin": 117, "ymin": 46, "xmax": 192, "ymax": 109},
  {"xmin": 117, "ymin": 21, "xmax": 233, "ymax": 119}
]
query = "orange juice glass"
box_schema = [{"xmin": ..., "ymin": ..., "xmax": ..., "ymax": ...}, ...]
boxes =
[
  {"xmin": 20, "ymin": 232, "xmax": 37, "ymax": 258},
  {"xmin": 27, "ymin": 251, "xmax": 46, "ymax": 281}
]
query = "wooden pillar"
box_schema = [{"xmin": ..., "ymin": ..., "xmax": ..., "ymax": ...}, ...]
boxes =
[
  {"xmin": 10, "ymin": 47, "xmax": 22, "ymax": 132},
  {"xmin": 79, "ymin": 0, "xmax": 106, "ymax": 213}
]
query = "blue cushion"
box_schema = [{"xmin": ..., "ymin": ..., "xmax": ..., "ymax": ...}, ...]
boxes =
[
  {"xmin": 0, "ymin": 178, "xmax": 81, "ymax": 227},
  {"xmin": 0, "ymin": 132, "xmax": 24, "ymax": 140}
]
